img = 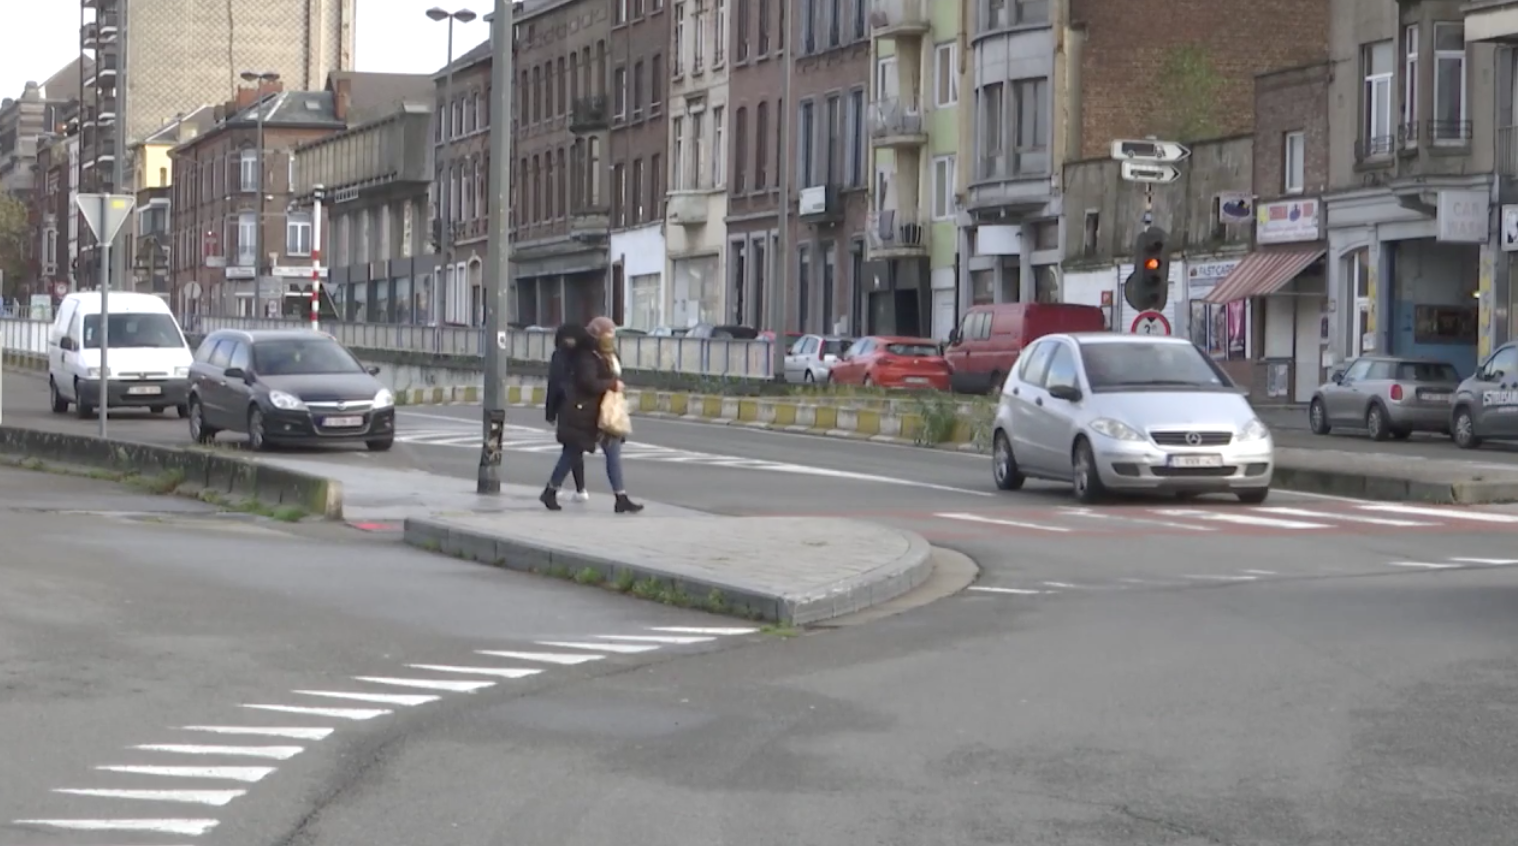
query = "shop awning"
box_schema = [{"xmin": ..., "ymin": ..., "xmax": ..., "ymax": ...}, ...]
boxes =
[{"xmin": 1201, "ymin": 247, "xmax": 1326, "ymax": 304}]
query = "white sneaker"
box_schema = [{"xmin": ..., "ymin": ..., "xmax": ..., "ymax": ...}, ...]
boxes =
[{"xmin": 570, "ymin": 491, "xmax": 590, "ymax": 503}]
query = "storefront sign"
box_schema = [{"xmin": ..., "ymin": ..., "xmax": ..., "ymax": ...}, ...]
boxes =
[
  {"xmin": 1502, "ymin": 206, "xmax": 1518, "ymax": 252},
  {"xmin": 1186, "ymin": 259, "xmax": 1240, "ymax": 296},
  {"xmin": 1256, "ymin": 200, "xmax": 1321, "ymax": 244},
  {"xmin": 1437, "ymin": 190, "xmax": 1489, "ymax": 243}
]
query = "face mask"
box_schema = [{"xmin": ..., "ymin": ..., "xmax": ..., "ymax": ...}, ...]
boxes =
[{"xmin": 598, "ymin": 334, "xmax": 616, "ymax": 352}]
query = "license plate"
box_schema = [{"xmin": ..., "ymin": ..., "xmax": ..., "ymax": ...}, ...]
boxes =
[
  {"xmin": 1167, "ymin": 454, "xmax": 1223, "ymax": 468},
  {"xmin": 323, "ymin": 416, "xmax": 363, "ymax": 427},
  {"xmin": 126, "ymin": 385, "xmax": 161, "ymax": 395},
  {"xmin": 1422, "ymin": 393, "xmax": 1450, "ymax": 402},
  {"xmin": 904, "ymin": 377, "xmax": 930, "ymax": 384}
]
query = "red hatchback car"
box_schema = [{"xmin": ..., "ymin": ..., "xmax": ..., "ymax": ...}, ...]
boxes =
[{"xmin": 828, "ymin": 336, "xmax": 952, "ymax": 390}]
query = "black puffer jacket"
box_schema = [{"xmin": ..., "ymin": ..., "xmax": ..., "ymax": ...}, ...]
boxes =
[
  {"xmin": 545, "ymin": 324, "xmax": 578, "ymax": 424},
  {"xmin": 554, "ymin": 329, "xmax": 616, "ymax": 452}
]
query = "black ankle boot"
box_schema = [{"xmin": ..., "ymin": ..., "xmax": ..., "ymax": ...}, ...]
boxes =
[
  {"xmin": 540, "ymin": 486, "xmax": 562, "ymax": 511},
  {"xmin": 614, "ymin": 493, "xmax": 643, "ymax": 513}
]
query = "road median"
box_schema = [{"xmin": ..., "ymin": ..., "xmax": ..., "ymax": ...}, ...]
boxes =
[
  {"xmin": 0, "ymin": 425, "xmax": 344, "ymax": 519},
  {"xmin": 1271, "ymin": 446, "xmax": 1518, "ymax": 504},
  {"xmin": 403, "ymin": 513, "xmax": 934, "ymax": 625}
]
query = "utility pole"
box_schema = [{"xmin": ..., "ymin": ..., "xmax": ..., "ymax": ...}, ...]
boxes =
[
  {"xmin": 311, "ymin": 184, "xmax": 325, "ymax": 330},
  {"xmin": 241, "ymin": 71, "xmax": 281, "ymax": 318},
  {"xmin": 111, "ymin": 0, "xmax": 128, "ymax": 294},
  {"xmin": 767, "ymin": 3, "xmax": 793, "ymax": 381},
  {"xmin": 478, "ymin": 0, "xmax": 512, "ymax": 493}
]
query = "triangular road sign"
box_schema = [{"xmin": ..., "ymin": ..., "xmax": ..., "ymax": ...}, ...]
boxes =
[{"xmin": 75, "ymin": 193, "xmax": 136, "ymax": 245}]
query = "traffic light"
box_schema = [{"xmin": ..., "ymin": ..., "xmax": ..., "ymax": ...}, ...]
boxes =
[{"xmin": 1124, "ymin": 225, "xmax": 1169, "ymax": 312}]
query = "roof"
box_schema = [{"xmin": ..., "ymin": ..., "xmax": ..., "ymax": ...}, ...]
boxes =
[
  {"xmin": 141, "ymin": 105, "xmax": 217, "ymax": 146},
  {"xmin": 435, "ymin": 38, "xmax": 495, "ymax": 80},
  {"xmin": 207, "ymin": 328, "xmax": 337, "ymax": 343},
  {"xmin": 227, "ymin": 90, "xmax": 347, "ymax": 128},
  {"xmin": 40, "ymin": 56, "xmax": 92, "ymax": 101},
  {"xmin": 1069, "ymin": 333, "xmax": 1192, "ymax": 345},
  {"xmin": 326, "ymin": 71, "xmax": 435, "ymax": 122}
]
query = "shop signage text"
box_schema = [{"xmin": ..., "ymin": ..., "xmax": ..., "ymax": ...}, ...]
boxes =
[
  {"xmin": 1437, "ymin": 190, "xmax": 1490, "ymax": 244},
  {"xmin": 1256, "ymin": 200, "xmax": 1320, "ymax": 244}
]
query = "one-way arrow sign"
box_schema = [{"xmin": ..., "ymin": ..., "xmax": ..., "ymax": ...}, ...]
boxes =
[
  {"xmin": 1111, "ymin": 139, "xmax": 1191, "ymax": 163},
  {"xmin": 1120, "ymin": 161, "xmax": 1182, "ymax": 184}
]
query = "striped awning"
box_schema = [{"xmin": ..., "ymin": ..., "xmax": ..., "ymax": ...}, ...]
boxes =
[{"xmin": 1201, "ymin": 247, "xmax": 1326, "ymax": 304}]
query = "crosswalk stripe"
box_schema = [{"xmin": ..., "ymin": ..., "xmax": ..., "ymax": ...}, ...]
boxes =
[
  {"xmin": 1254, "ymin": 506, "xmax": 1432, "ymax": 526},
  {"xmin": 1448, "ymin": 557, "xmax": 1518, "ymax": 565},
  {"xmin": 1389, "ymin": 561, "xmax": 1461, "ymax": 569},
  {"xmin": 1155, "ymin": 509, "xmax": 1329, "ymax": 529},
  {"xmin": 935, "ymin": 512, "xmax": 1070, "ymax": 532},
  {"xmin": 1358, "ymin": 504, "xmax": 1518, "ymax": 523}
]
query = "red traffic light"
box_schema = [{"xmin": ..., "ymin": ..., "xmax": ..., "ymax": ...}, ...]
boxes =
[{"xmin": 1143, "ymin": 258, "xmax": 1160, "ymax": 271}]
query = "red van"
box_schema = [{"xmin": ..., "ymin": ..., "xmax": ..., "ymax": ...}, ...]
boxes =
[{"xmin": 945, "ymin": 302, "xmax": 1107, "ymax": 394}]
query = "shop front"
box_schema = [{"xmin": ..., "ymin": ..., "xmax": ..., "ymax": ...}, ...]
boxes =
[
  {"xmin": 1325, "ymin": 178, "xmax": 1495, "ymax": 380},
  {"xmin": 1202, "ymin": 199, "xmax": 1328, "ymax": 403}
]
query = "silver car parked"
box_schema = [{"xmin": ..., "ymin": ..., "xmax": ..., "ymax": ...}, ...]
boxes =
[
  {"xmin": 1307, "ymin": 356, "xmax": 1459, "ymax": 441},
  {"xmin": 990, "ymin": 333, "xmax": 1274, "ymax": 504},
  {"xmin": 783, "ymin": 334, "xmax": 851, "ymax": 383}
]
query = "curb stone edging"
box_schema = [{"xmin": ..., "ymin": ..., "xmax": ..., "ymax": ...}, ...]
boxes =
[{"xmin": 401, "ymin": 516, "xmax": 935, "ymax": 626}]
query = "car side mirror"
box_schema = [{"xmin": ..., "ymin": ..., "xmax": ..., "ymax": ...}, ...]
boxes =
[
  {"xmin": 947, "ymin": 329, "xmax": 962, "ymax": 345},
  {"xmin": 59, "ymin": 337, "xmax": 74, "ymax": 350},
  {"xmin": 1048, "ymin": 384, "xmax": 1082, "ymax": 402},
  {"xmin": 366, "ymin": 365, "xmax": 381, "ymax": 376},
  {"xmin": 222, "ymin": 366, "xmax": 245, "ymax": 380},
  {"xmin": 1331, "ymin": 372, "xmax": 1343, "ymax": 384}
]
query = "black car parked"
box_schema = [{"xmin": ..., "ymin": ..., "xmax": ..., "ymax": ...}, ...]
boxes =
[{"xmin": 186, "ymin": 329, "xmax": 396, "ymax": 451}]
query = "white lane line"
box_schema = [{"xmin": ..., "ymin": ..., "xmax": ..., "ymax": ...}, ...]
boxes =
[
  {"xmin": 537, "ymin": 640, "xmax": 659, "ymax": 654},
  {"xmin": 1182, "ymin": 574, "xmax": 1258, "ymax": 581},
  {"xmin": 1389, "ymin": 561, "xmax": 1462, "ymax": 569},
  {"xmin": 1242, "ymin": 569, "xmax": 1278, "ymax": 576},
  {"xmin": 242, "ymin": 704, "xmax": 391, "ymax": 721},
  {"xmin": 649, "ymin": 626, "xmax": 759, "ymax": 635},
  {"xmin": 408, "ymin": 663, "xmax": 543, "ymax": 679},
  {"xmin": 293, "ymin": 690, "xmax": 437, "ymax": 706},
  {"xmin": 353, "ymin": 676, "xmax": 496, "ymax": 692},
  {"xmin": 12, "ymin": 819, "xmax": 219, "ymax": 835},
  {"xmin": 133, "ymin": 745, "xmax": 302, "ymax": 760},
  {"xmin": 1058, "ymin": 507, "xmax": 1215, "ymax": 531},
  {"xmin": 1448, "ymin": 557, "xmax": 1518, "ymax": 565},
  {"xmin": 935, "ymin": 512, "xmax": 1071, "ymax": 532},
  {"xmin": 1357, "ymin": 504, "xmax": 1518, "ymax": 523},
  {"xmin": 1042, "ymin": 582, "xmax": 1079, "ymax": 589},
  {"xmin": 595, "ymin": 634, "xmax": 716, "ymax": 644},
  {"xmin": 1254, "ymin": 506, "xmax": 1433, "ymax": 527},
  {"xmin": 474, "ymin": 650, "xmax": 603, "ymax": 665},
  {"xmin": 181, "ymin": 726, "xmax": 333, "ymax": 740},
  {"xmin": 96, "ymin": 766, "xmax": 274, "ymax": 782},
  {"xmin": 967, "ymin": 586, "xmax": 1044, "ymax": 595},
  {"xmin": 1155, "ymin": 509, "xmax": 1329, "ymax": 529},
  {"xmin": 53, "ymin": 789, "xmax": 245, "ymax": 806}
]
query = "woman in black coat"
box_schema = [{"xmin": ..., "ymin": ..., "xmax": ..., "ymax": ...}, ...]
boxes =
[
  {"xmin": 539, "ymin": 319, "xmax": 643, "ymax": 513},
  {"xmin": 544, "ymin": 325, "xmax": 588, "ymax": 502}
]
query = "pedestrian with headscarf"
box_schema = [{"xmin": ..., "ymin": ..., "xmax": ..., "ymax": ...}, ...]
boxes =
[
  {"xmin": 539, "ymin": 317, "xmax": 644, "ymax": 513},
  {"xmin": 544, "ymin": 323, "xmax": 588, "ymax": 502}
]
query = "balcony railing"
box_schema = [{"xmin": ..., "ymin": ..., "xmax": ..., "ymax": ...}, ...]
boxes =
[
  {"xmin": 1428, "ymin": 119, "xmax": 1473, "ymax": 145},
  {"xmin": 569, "ymin": 204, "xmax": 610, "ymax": 240},
  {"xmin": 1355, "ymin": 134, "xmax": 1394, "ymax": 161},
  {"xmin": 869, "ymin": 98, "xmax": 926, "ymax": 144},
  {"xmin": 976, "ymin": 149, "xmax": 1048, "ymax": 181},
  {"xmin": 866, "ymin": 210, "xmax": 928, "ymax": 255},
  {"xmin": 869, "ymin": 0, "xmax": 929, "ymax": 34},
  {"xmin": 570, "ymin": 95, "xmax": 609, "ymax": 134}
]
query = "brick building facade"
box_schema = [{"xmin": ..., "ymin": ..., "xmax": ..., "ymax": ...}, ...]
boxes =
[
  {"xmin": 607, "ymin": 0, "xmax": 670, "ymax": 324},
  {"xmin": 724, "ymin": 0, "xmax": 786, "ymax": 327},
  {"xmin": 1253, "ymin": 61, "xmax": 1331, "ymax": 207}
]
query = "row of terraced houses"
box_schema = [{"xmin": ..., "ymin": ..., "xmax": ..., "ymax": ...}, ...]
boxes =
[{"xmin": 12, "ymin": 0, "xmax": 1518, "ymax": 402}]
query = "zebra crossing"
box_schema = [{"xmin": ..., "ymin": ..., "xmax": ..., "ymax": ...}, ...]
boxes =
[{"xmin": 395, "ymin": 420, "xmax": 799, "ymax": 468}]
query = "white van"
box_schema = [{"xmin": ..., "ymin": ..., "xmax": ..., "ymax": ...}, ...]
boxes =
[{"xmin": 48, "ymin": 291, "xmax": 193, "ymax": 419}]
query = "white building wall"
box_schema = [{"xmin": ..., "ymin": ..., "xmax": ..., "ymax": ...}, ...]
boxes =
[{"xmin": 610, "ymin": 223, "xmax": 666, "ymax": 331}]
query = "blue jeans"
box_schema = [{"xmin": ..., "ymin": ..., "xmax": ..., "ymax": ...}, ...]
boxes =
[{"xmin": 549, "ymin": 438, "xmax": 626, "ymax": 493}]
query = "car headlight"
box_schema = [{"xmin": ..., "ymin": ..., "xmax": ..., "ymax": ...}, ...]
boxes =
[
  {"xmin": 1238, "ymin": 417, "xmax": 1271, "ymax": 441},
  {"xmin": 373, "ymin": 388, "xmax": 394, "ymax": 409},
  {"xmin": 174, "ymin": 366, "xmax": 190, "ymax": 378},
  {"xmin": 268, "ymin": 390, "xmax": 306, "ymax": 411},
  {"xmin": 1089, "ymin": 418, "xmax": 1144, "ymax": 441},
  {"xmin": 87, "ymin": 367, "xmax": 108, "ymax": 379}
]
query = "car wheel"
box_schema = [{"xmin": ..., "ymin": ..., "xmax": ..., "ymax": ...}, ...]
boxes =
[
  {"xmin": 247, "ymin": 407, "xmax": 268, "ymax": 451},
  {"xmin": 1308, "ymin": 398, "xmax": 1331, "ymax": 435},
  {"xmin": 992, "ymin": 431, "xmax": 1025, "ymax": 491},
  {"xmin": 1365, "ymin": 403, "xmax": 1389, "ymax": 441},
  {"xmin": 187, "ymin": 398, "xmax": 218, "ymax": 444},
  {"xmin": 49, "ymin": 378, "xmax": 68, "ymax": 413},
  {"xmin": 1236, "ymin": 488, "xmax": 1270, "ymax": 505},
  {"xmin": 1071, "ymin": 437, "xmax": 1107, "ymax": 504},
  {"xmin": 74, "ymin": 380, "xmax": 93, "ymax": 420},
  {"xmin": 987, "ymin": 371, "xmax": 1003, "ymax": 396},
  {"xmin": 176, "ymin": 403, "xmax": 190, "ymax": 419},
  {"xmin": 366, "ymin": 437, "xmax": 394, "ymax": 452},
  {"xmin": 1453, "ymin": 406, "xmax": 1482, "ymax": 450}
]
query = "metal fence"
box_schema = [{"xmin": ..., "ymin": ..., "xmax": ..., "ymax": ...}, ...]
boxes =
[
  {"xmin": 185, "ymin": 316, "xmax": 775, "ymax": 378},
  {"xmin": 0, "ymin": 318, "xmax": 49, "ymax": 355}
]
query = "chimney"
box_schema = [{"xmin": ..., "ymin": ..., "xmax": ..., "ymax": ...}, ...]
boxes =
[{"xmin": 333, "ymin": 76, "xmax": 352, "ymax": 123}]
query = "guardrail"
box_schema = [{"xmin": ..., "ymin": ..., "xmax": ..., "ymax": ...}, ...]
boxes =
[{"xmin": 0, "ymin": 317, "xmax": 48, "ymax": 355}]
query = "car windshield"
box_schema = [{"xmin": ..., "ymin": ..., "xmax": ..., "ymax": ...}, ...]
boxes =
[
  {"xmin": 252, "ymin": 338, "xmax": 365, "ymax": 375},
  {"xmin": 885, "ymin": 343, "xmax": 940, "ymax": 357},
  {"xmin": 1081, "ymin": 341, "xmax": 1230, "ymax": 390},
  {"xmin": 821, "ymin": 339, "xmax": 848, "ymax": 356},
  {"xmin": 1397, "ymin": 362, "xmax": 1458, "ymax": 381},
  {"xmin": 82, "ymin": 313, "xmax": 183, "ymax": 349}
]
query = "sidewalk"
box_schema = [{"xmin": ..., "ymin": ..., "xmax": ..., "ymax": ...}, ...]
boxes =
[{"xmin": 260, "ymin": 458, "xmax": 938, "ymax": 625}]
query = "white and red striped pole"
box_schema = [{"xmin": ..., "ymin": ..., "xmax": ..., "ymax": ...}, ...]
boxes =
[{"xmin": 310, "ymin": 184, "xmax": 324, "ymax": 331}]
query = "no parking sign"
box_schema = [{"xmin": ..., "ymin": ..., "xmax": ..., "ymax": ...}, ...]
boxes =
[{"xmin": 1130, "ymin": 311, "xmax": 1171, "ymax": 336}]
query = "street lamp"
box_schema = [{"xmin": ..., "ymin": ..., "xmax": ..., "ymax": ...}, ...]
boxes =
[
  {"xmin": 479, "ymin": 0, "xmax": 512, "ymax": 493},
  {"xmin": 240, "ymin": 69, "xmax": 280, "ymax": 320},
  {"xmin": 426, "ymin": 7, "xmax": 477, "ymax": 344}
]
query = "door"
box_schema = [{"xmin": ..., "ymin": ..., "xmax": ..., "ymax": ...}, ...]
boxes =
[
  {"xmin": 785, "ymin": 336, "xmax": 814, "ymax": 382},
  {"xmin": 1471, "ymin": 344, "xmax": 1518, "ymax": 439},
  {"xmin": 833, "ymin": 338, "xmax": 873, "ymax": 384},
  {"xmin": 1029, "ymin": 342, "xmax": 1083, "ymax": 476},
  {"xmin": 220, "ymin": 340, "xmax": 254, "ymax": 427},
  {"xmin": 199, "ymin": 339, "xmax": 235, "ymax": 426},
  {"xmin": 50, "ymin": 299, "xmax": 76, "ymax": 383},
  {"xmin": 1005, "ymin": 340, "xmax": 1055, "ymax": 474},
  {"xmin": 1325, "ymin": 358, "xmax": 1373, "ymax": 423}
]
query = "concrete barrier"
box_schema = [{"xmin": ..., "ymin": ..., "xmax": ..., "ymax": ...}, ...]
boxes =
[{"xmin": 0, "ymin": 426, "xmax": 344, "ymax": 518}]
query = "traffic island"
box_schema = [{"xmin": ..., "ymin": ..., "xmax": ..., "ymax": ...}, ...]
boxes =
[
  {"xmin": 403, "ymin": 514, "xmax": 933, "ymax": 625},
  {"xmin": 1272, "ymin": 446, "xmax": 1518, "ymax": 504}
]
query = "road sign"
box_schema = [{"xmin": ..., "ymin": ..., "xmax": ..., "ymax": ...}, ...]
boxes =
[
  {"xmin": 1110, "ymin": 139, "xmax": 1191, "ymax": 163},
  {"xmin": 1503, "ymin": 205, "xmax": 1518, "ymax": 252},
  {"xmin": 1130, "ymin": 311, "xmax": 1171, "ymax": 336},
  {"xmin": 1120, "ymin": 161, "xmax": 1182, "ymax": 184},
  {"xmin": 75, "ymin": 194, "xmax": 136, "ymax": 245}
]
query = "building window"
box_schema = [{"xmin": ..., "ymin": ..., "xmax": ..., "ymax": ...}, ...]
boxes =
[
  {"xmin": 1283, "ymin": 131, "xmax": 1304, "ymax": 194},
  {"xmin": 286, "ymin": 212, "xmax": 313, "ymax": 256},
  {"xmin": 755, "ymin": 102, "xmax": 768, "ymax": 188},
  {"xmin": 632, "ymin": 158, "xmax": 644, "ymax": 223},
  {"xmin": 633, "ymin": 61, "xmax": 645, "ymax": 115},
  {"xmin": 1012, "ymin": 78, "xmax": 1048, "ymax": 174},
  {"xmin": 651, "ymin": 152, "xmax": 663, "ymax": 216},
  {"xmin": 799, "ymin": 100, "xmax": 815, "ymax": 186},
  {"xmin": 984, "ymin": 0, "xmax": 1005, "ymax": 30},
  {"xmin": 802, "ymin": 0, "xmax": 816, "ymax": 51},
  {"xmin": 847, "ymin": 88, "xmax": 864, "ymax": 187},
  {"xmin": 935, "ymin": 42, "xmax": 958, "ymax": 107},
  {"xmin": 1402, "ymin": 25, "xmax": 1417, "ymax": 146},
  {"xmin": 931, "ymin": 155, "xmax": 955, "ymax": 219},
  {"xmin": 693, "ymin": 4, "xmax": 705, "ymax": 72},
  {"xmin": 614, "ymin": 66, "xmax": 627, "ymax": 117},
  {"xmin": 672, "ymin": 116, "xmax": 685, "ymax": 190},
  {"xmin": 828, "ymin": 0, "xmax": 841, "ymax": 47},
  {"xmin": 239, "ymin": 149, "xmax": 258, "ymax": 193},
  {"xmin": 1433, "ymin": 22, "xmax": 1467, "ymax": 144},
  {"xmin": 733, "ymin": 107, "xmax": 748, "ymax": 193},
  {"xmin": 556, "ymin": 58, "xmax": 567, "ymax": 115},
  {"xmin": 1014, "ymin": 0, "xmax": 1047, "ymax": 25},
  {"xmin": 674, "ymin": 3, "xmax": 686, "ymax": 74},
  {"xmin": 712, "ymin": 105, "xmax": 725, "ymax": 186},
  {"xmin": 532, "ymin": 66, "xmax": 542, "ymax": 121},
  {"xmin": 1362, "ymin": 40, "xmax": 1394, "ymax": 157},
  {"xmin": 616, "ymin": 0, "xmax": 627, "ymax": 23},
  {"xmin": 691, "ymin": 111, "xmax": 704, "ymax": 188},
  {"xmin": 852, "ymin": 0, "xmax": 864, "ymax": 40},
  {"xmin": 651, "ymin": 55, "xmax": 663, "ymax": 111},
  {"xmin": 978, "ymin": 82, "xmax": 1004, "ymax": 178},
  {"xmin": 613, "ymin": 162, "xmax": 626, "ymax": 226},
  {"xmin": 1081, "ymin": 211, "xmax": 1099, "ymax": 257},
  {"xmin": 543, "ymin": 155, "xmax": 554, "ymax": 219},
  {"xmin": 737, "ymin": 0, "xmax": 750, "ymax": 60},
  {"xmin": 714, "ymin": 0, "xmax": 727, "ymax": 65},
  {"xmin": 237, "ymin": 211, "xmax": 257, "ymax": 266},
  {"xmin": 758, "ymin": 0, "xmax": 770, "ymax": 54}
]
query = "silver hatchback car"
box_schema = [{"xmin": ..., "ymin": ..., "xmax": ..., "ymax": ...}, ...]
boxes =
[{"xmin": 990, "ymin": 333, "xmax": 1273, "ymax": 503}]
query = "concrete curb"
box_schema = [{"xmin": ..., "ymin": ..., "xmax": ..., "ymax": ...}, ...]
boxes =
[
  {"xmin": 401, "ymin": 516, "xmax": 935, "ymax": 626},
  {"xmin": 1271, "ymin": 463, "xmax": 1518, "ymax": 504},
  {"xmin": 0, "ymin": 425, "xmax": 344, "ymax": 519}
]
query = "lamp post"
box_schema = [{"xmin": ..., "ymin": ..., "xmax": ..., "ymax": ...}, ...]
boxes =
[
  {"xmin": 427, "ymin": 7, "xmax": 477, "ymax": 345},
  {"xmin": 240, "ymin": 70, "xmax": 280, "ymax": 320},
  {"xmin": 478, "ymin": 0, "xmax": 512, "ymax": 493},
  {"xmin": 767, "ymin": 4, "xmax": 794, "ymax": 381}
]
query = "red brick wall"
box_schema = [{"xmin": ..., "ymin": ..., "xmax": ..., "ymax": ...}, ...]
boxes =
[
  {"xmin": 1069, "ymin": 0, "xmax": 1330, "ymax": 159},
  {"xmin": 1253, "ymin": 62, "xmax": 1331, "ymax": 202}
]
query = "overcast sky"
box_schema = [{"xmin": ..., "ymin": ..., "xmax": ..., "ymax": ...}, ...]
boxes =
[{"xmin": 0, "ymin": 1, "xmax": 490, "ymax": 103}]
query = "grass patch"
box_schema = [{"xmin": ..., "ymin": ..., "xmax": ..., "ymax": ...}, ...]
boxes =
[
  {"xmin": 910, "ymin": 393, "xmax": 962, "ymax": 445},
  {"xmin": 610, "ymin": 569, "xmax": 637, "ymax": 593},
  {"xmin": 573, "ymin": 567, "xmax": 605, "ymax": 585},
  {"xmin": 760, "ymin": 624, "xmax": 800, "ymax": 638}
]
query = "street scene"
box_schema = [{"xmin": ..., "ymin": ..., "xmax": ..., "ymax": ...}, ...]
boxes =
[{"xmin": 7, "ymin": 0, "xmax": 1518, "ymax": 842}]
